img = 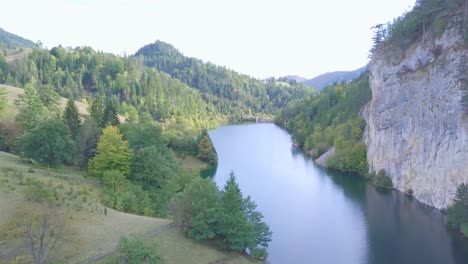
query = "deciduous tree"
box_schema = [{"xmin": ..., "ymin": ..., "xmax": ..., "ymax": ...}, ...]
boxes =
[
  {"xmin": 88, "ymin": 126, "xmax": 132, "ymax": 177},
  {"xmin": 17, "ymin": 119, "xmax": 74, "ymax": 166}
]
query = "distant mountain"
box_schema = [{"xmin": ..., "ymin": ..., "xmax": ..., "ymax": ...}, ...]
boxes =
[
  {"xmin": 301, "ymin": 66, "xmax": 367, "ymax": 91},
  {"xmin": 283, "ymin": 75, "xmax": 307, "ymax": 83},
  {"xmin": 134, "ymin": 41, "xmax": 313, "ymax": 116},
  {"xmin": 0, "ymin": 27, "xmax": 36, "ymax": 49}
]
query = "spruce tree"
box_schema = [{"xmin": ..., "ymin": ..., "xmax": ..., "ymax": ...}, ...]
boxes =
[
  {"xmin": 218, "ymin": 172, "xmax": 251, "ymax": 251},
  {"xmin": 63, "ymin": 99, "xmax": 81, "ymax": 140},
  {"xmin": 101, "ymin": 101, "xmax": 120, "ymax": 127},
  {"xmin": 89, "ymin": 96, "xmax": 104, "ymax": 126}
]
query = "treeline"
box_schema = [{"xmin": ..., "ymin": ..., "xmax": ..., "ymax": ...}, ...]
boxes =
[
  {"xmin": 371, "ymin": 0, "xmax": 466, "ymax": 56},
  {"xmin": 277, "ymin": 74, "xmax": 372, "ymax": 175},
  {"xmin": 0, "ymin": 46, "xmax": 222, "ymax": 137},
  {"xmin": 135, "ymin": 41, "xmax": 314, "ymax": 119}
]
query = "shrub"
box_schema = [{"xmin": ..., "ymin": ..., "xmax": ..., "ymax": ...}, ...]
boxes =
[{"xmin": 116, "ymin": 235, "xmax": 159, "ymax": 264}]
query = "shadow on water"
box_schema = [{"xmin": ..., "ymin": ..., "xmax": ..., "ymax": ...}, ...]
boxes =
[{"xmin": 323, "ymin": 168, "xmax": 468, "ymax": 264}]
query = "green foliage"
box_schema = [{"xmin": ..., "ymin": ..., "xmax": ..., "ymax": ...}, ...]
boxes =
[
  {"xmin": 1, "ymin": 46, "xmax": 223, "ymax": 135},
  {"xmin": 103, "ymin": 170, "xmax": 128, "ymax": 209},
  {"xmin": 278, "ymin": 74, "xmax": 372, "ymax": 175},
  {"xmin": 15, "ymin": 84, "xmax": 49, "ymax": 130},
  {"xmin": 371, "ymin": 0, "xmax": 466, "ymax": 55},
  {"xmin": 327, "ymin": 141, "xmax": 368, "ymax": 175},
  {"xmin": 367, "ymin": 169, "xmax": 394, "ymax": 188},
  {"xmin": 447, "ymin": 183, "xmax": 468, "ymax": 234},
  {"xmin": 89, "ymin": 97, "xmax": 104, "ymax": 126},
  {"xmin": 37, "ymin": 84, "xmax": 60, "ymax": 114},
  {"xmin": 218, "ymin": 173, "xmax": 251, "ymax": 251},
  {"xmin": 121, "ymin": 122, "xmax": 164, "ymax": 152},
  {"xmin": 243, "ymin": 196, "xmax": 272, "ymax": 255},
  {"xmin": 76, "ymin": 117, "xmax": 101, "ymax": 167},
  {"xmin": 88, "ymin": 126, "xmax": 133, "ymax": 177},
  {"xmin": 136, "ymin": 41, "xmax": 314, "ymax": 119},
  {"xmin": 17, "ymin": 119, "xmax": 74, "ymax": 166},
  {"xmin": 101, "ymin": 101, "xmax": 120, "ymax": 127},
  {"xmin": 132, "ymin": 146, "xmax": 177, "ymax": 189},
  {"xmin": 63, "ymin": 99, "xmax": 81, "ymax": 139},
  {"xmin": 196, "ymin": 130, "xmax": 218, "ymax": 165},
  {"xmin": 172, "ymin": 177, "xmax": 221, "ymax": 240},
  {"xmin": 171, "ymin": 172, "xmax": 271, "ymax": 256},
  {"xmin": 116, "ymin": 235, "xmax": 160, "ymax": 264}
]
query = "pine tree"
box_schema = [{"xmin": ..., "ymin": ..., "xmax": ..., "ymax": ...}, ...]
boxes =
[
  {"xmin": 243, "ymin": 196, "xmax": 272, "ymax": 258},
  {"xmin": 89, "ymin": 96, "xmax": 104, "ymax": 126},
  {"xmin": 218, "ymin": 172, "xmax": 251, "ymax": 251},
  {"xmin": 88, "ymin": 126, "xmax": 133, "ymax": 177},
  {"xmin": 101, "ymin": 101, "xmax": 120, "ymax": 127},
  {"xmin": 63, "ymin": 99, "xmax": 81, "ymax": 140}
]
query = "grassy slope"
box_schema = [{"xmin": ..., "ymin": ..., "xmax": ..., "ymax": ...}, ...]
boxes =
[
  {"xmin": 0, "ymin": 152, "xmax": 257, "ymax": 264},
  {"xmin": 0, "ymin": 84, "xmax": 89, "ymax": 119}
]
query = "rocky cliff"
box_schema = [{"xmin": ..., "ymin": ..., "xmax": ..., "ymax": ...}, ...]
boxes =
[{"xmin": 363, "ymin": 17, "xmax": 468, "ymax": 209}]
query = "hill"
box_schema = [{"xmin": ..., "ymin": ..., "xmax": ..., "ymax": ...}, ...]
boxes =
[
  {"xmin": 301, "ymin": 66, "xmax": 367, "ymax": 90},
  {"xmin": 282, "ymin": 75, "xmax": 307, "ymax": 82},
  {"xmin": 0, "ymin": 27, "xmax": 36, "ymax": 49},
  {"xmin": 134, "ymin": 41, "xmax": 313, "ymax": 118},
  {"xmin": 0, "ymin": 151, "xmax": 257, "ymax": 264}
]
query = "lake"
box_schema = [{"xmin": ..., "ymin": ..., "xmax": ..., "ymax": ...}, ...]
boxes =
[{"xmin": 209, "ymin": 123, "xmax": 468, "ymax": 264}]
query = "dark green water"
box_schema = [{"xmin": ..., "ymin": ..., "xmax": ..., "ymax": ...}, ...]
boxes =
[{"xmin": 209, "ymin": 123, "xmax": 468, "ymax": 264}]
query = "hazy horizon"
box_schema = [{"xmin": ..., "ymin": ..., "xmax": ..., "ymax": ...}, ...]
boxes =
[{"xmin": 2, "ymin": 0, "xmax": 415, "ymax": 79}]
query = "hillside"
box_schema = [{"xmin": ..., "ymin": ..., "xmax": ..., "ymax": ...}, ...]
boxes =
[
  {"xmin": 0, "ymin": 151, "xmax": 257, "ymax": 264},
  {"xmin": 0, "ymin": 27, "xmax": 36, "ymax": 49},
  {"xmin": 0, "ymin": 46, "xmax": 223, "ymax": 136},
  {"xmin": 0, "ymin": 84, "xmax": 89, "ymax": 118},
  {"xmin": 134, "ymin": 41, "xmax": 313, "ymax": 118},
  {"xmin": 300, "ymin": 66, "xmax": 367, "ymax": 90}
]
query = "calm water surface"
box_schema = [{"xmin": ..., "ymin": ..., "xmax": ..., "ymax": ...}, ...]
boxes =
[{"xmin": 209, "ymin": 123, "xmax": 468, "ymax": 264}]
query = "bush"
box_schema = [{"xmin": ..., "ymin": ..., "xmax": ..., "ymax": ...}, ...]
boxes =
[
  {"xmin": 116, "ymin": 235, "xmax": 159, "ymax": 264},
  {"xmin": 368, "ymin": 169, "xmax": 394, "ymax": 188},
  {"xmin": 447, "ymin": 183, "xmax": 468, "ymax": 233}
]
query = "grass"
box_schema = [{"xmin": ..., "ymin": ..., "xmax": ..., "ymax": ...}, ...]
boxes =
[
  {"xmin": 0, "ymin": 84, "xmax": 89, "ymax": 120},
  {"xmin": 96, "ymin": 226, "xmax": 259, "ymax": 264},
  {"xmin": 176, "ymin": 154, "xmax": 209, "ymax": 170},
  {"xmin": 0, "ymin": 151, "xmax": 257, "ymax": 264},
  {"xmin": 4, "ymin": 48, "xmax": 31, "ymax": 63}
]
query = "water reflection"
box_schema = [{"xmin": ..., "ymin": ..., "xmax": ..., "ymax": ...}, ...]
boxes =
[{"xmin": 209, "ymin": 123, "xmax": 468, "ymax": 264}]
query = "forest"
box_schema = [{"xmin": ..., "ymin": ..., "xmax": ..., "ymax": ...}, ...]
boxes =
[
  {"xmin": 135, "ymin": 41, "xmax": 314, "ymax": 118},
  {"xmin": 0, "ymin": 37, "xmax": 283, "ymax": 260},
  {"xmin": 277, "ymin": 74, "xmax": 371, "ymax": 175}
]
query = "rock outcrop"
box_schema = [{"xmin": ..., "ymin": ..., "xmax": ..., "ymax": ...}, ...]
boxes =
[
  {"xmin": 363, "ymin": 17, "xmax": 468, "ymax": 209},
  {"xmin": 315, "ymin": 147, "xmax": 335, "ymax": 167}
]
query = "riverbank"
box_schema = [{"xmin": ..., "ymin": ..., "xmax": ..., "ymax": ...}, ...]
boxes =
[{"xmin": 209, "ymin": 123, "xmax": 468, "ymax": 263}]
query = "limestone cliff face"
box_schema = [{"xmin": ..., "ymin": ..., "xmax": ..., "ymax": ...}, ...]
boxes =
[{"xmin": 363, "ymin": 18, "xmax": 468, "ymax": 209}]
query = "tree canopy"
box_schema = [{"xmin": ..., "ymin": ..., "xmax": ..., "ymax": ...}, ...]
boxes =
[
  {"xmin": 17, "ymin": 119, "xmax": 74, "ymax": 166},
  {"xmin": 88, "ymin": 126, "xmax": 133, "ymax": 177}
]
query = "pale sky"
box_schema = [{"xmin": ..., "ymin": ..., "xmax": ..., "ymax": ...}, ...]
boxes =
[{"xmin": 1, "ymin": 0, "xmax": 414, "ymax": 79}]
